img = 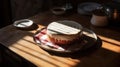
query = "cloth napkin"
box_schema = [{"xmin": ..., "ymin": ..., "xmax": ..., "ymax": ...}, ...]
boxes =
[{"xmin": 34, "ymin": 29, "xmax": 65, "ymax": 51}]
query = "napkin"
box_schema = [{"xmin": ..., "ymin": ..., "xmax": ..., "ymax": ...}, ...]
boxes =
[{"xmin": 34, "ymin": 29, "xmax": 65, "ymax": 51}]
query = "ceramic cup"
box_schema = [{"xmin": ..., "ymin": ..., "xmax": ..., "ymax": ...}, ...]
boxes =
[{"xmin": 90, "ymin": 14, "xmax": 108, "ymax": 26}]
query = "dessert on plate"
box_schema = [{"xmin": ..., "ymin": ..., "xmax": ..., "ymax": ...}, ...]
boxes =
[
  {"xmin": 34, "ymin": 20, "xmax": 97, "ymax": 53},
  {"xmin": 46, "ymin": 20, "xmax": 83, "ymax": 45}
]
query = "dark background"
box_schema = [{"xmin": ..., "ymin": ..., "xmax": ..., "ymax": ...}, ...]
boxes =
[{"xmin": 0, "ymin": 0, "xmax": 114, "ymax": 28}]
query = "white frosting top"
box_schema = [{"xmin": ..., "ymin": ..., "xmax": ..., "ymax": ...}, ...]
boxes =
[{"xmin": 47, "ymin": 20, "xmax": 83, "ymax": 35}]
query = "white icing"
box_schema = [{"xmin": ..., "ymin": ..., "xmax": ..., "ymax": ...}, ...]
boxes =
[{"xmin": 47, "ymin": 21, "xmax": 82, "ymax": 35}]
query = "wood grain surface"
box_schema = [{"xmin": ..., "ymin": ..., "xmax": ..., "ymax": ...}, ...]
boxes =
[{"xmin": 0, "ymin": 11, "xmax": 120, "ymax": 67}]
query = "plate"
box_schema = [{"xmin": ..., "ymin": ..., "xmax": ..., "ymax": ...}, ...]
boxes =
[
  {"xmin": 13, "ymin": 19, "xmax": 33, "ymax": 29},
  {"xmin": 33, "ymin": 28, "xmax": 98, "ymax": 53},
  {"xmin": 78, "ymin": 2, "xmax": 102, "ymax": 15}
]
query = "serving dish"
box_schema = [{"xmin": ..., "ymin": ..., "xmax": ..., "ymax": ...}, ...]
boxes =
[{"xmin": 33, "ymin": 28, "xmax": 98, "ymax": 53}]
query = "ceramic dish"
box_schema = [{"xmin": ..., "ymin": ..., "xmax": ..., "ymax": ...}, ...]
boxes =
[
  {"xmin": 78, "ymin": 2, "xmax": 102, "ymax": 15},
  {"xmin": 51, "ymin": 7, "xmax": 66, "ymax": 15},
  {"xmin": 13, "ymin": 19, "xmax": 34, "ymax": 29},
  {"xmin": 33, "ymin": 28, "xmax": 98, "ymax": 53}
]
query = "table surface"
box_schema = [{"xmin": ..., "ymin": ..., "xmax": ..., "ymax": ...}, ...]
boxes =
[{"xmin": 0, "ymin": 11, "xmax": 120, "ymax": 67}]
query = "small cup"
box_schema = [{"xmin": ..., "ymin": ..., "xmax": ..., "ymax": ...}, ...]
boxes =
[
  {"xmin": 90, "ymin": 8, "xmax": 108, "ymax": 26},
  {"xmin": 91, "ymin": 14, "xmax": 108, "ymax": 26}
]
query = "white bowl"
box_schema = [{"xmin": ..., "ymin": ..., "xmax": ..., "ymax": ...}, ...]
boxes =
[{"xmin": 13, "ymin": 19, "xmax": 33, "ymax": 29}]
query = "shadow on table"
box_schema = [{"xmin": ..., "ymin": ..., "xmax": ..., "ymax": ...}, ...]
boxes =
[
  {"xmin": 89, "ymin": 24, "xmax": 120, "ymax": 42},
  {"xmin": 73, "ymin": 48, "xmax": 120, "ymax": 67},
  {"xmin": 0, "ymin": 43, "xmax": 37, "ymax": 67}
]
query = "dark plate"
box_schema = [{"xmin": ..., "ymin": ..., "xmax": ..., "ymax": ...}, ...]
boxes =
[
  {"xmin": 78, "ymin": 2, "xmax": 101, "ymax": 15},
  {"xmin": 33, "ymin": 28, "xmax": 98, "ymax": 53}
]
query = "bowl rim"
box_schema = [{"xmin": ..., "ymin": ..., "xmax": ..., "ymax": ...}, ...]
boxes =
[
  {"xmin": 52, "ymin": 7, "xmax": 66, "ymax": 11},
  {"xmin": 13, "ymin": 19, "xmax": 33, "ymax": 28},
  {"xmin": 51, "ymin": 7, "xmax": 66, "ymax": 15}
]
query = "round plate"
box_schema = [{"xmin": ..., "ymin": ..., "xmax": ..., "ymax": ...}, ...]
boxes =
[
  {"xmin": 33, "ymin": 28, "xmax": 97, "ymax": 53},
  {"xmin": 78, "ymin": 2, "xmax": 101, "ymax": 15},
  {"xmin": 13, "ymin": 19, "xmax": 33, "ymax": 29}
]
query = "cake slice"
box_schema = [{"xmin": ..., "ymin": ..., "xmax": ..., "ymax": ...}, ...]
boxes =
[{"xmin": 47, "ymin": 20, "xmax": 83, "ymax": 45}]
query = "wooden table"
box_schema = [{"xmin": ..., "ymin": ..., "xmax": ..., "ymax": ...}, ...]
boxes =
[{"xmin": 0, "ymin": 11, "xmax": 120, "ymax": 67}]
